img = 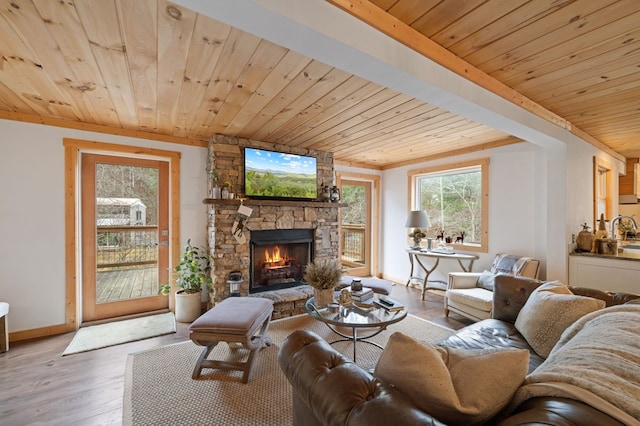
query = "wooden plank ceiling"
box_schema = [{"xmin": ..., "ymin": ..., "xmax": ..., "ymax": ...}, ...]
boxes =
[{"xmin": 0, "ymin": 0, "xmax": 637, "ymax": 169}]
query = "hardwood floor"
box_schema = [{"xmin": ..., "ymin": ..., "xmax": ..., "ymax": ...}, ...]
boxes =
[{"xmin": 0, "ymin": 284, "xmax": 472, "ymax": 425}]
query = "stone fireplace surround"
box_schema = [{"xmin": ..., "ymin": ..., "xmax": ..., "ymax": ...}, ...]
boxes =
[{"xmin": 205, "ymin": 135, "xmax": 342, "ymax": 317}]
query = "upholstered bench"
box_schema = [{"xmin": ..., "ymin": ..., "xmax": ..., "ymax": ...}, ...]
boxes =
[
  {"xmin": 188, "ymin": 297, "xmax": 273, "ymax": 383},
  {"xmin": 337, "ymin": 276, "xmax": 393, "ymax": 295}
]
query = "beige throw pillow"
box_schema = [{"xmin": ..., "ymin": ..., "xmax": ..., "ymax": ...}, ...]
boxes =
[
  {"xmin": 514, "ymin": 281, "xmax": 605, "ymax": 358},
  {"xmin": 374, "ymin": 332, "xmax": 529, "ymax": 425}
]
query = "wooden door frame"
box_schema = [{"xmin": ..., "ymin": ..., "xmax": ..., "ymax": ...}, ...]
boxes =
[
  {"xmin": 80, "ymin": 153, "xmax": 170, "ymax": 322},
  {"xmin": 64, "ymin": 138, "xmax": 181, "ymax": 331},
  {"xmin": 336, "ymin": 172, "xmax": 380, "ymax": 277}
]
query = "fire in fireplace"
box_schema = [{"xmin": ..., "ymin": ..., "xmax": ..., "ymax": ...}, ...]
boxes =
[{"xmin": 250, "ymin": 229, "xmax": 314, "ymax": 293}]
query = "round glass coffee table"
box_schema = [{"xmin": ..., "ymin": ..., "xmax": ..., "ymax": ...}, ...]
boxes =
[{"xmin": 305, "ymin": 297, "xmax": 407, "ymax": 362}]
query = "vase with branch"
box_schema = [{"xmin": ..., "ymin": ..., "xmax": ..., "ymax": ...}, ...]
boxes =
[
  {"xmin": 221, "ymin": 180, "xmax": 232, "ymax": 199},
  {"xmin": 210, "ymin": 171, "xmax": 221, "ymax": 199},
  {"xmin": 304, "ymin": 260, "xmax": 342, "ymax": 307}
]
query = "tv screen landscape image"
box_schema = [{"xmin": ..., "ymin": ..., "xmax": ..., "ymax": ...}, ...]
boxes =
[{"xmin": 244, "ymin": 147, "xmax": 318, "ymax": 200}]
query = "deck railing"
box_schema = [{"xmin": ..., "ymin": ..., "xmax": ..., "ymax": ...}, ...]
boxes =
[
  {"xmin": 96, "ymin": 226, "xmax": 158, "ymax": 269},
  {"xmin": 341, "ymin": 224, "xmax": 365, "ymax": 266}
]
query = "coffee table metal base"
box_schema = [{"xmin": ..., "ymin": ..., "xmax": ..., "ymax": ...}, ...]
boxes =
[
  {"xmin": 305, "ymin": 298, "xmax": 407, "ymax": 363},
  {"xmin": 322, "ymin": 323, "xmax": 388, "ymax": 361}
]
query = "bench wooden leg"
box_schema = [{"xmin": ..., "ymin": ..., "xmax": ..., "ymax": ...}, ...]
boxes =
[
  {"xmin": 192, "ymin": 342, "xmax": 220, "ymax": 379},
  {"xmin": 241, "ymin": 316, "xmax": 273, "ymax": 383}
]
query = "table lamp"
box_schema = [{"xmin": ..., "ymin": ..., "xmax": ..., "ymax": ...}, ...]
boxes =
[{"xmin": 405, "ymin": 210, "xmax": 431, "ymax": 249}]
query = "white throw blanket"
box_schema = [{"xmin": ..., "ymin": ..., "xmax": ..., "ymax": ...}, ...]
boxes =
[{"xmin": 509, "ymin": 305, "xmax": 640, "ymax": 425}]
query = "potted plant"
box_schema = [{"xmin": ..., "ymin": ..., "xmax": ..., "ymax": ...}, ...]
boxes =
[
  {"xmin": 304, "ymin": 260, "xmax": 342, "ymax": 307},
  {"xmin": 618, "ymin": 218, "xmax": 636, "ymax": 240},
  {"xmin": 160, "ymin": 239, "xmax": 213, "ymax": 322}
]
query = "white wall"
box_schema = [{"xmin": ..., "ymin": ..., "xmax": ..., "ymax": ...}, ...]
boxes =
[
  {"xmin": 0, "ymin": 119, "xmax": 208, "ymax": 333},
  {"xmin": 343, "ymin": 137, "xmax": 624, "ymax": 286},
  {"xmin": 379, "ymin": 142, "xmax": 542, "ymax": 284}
]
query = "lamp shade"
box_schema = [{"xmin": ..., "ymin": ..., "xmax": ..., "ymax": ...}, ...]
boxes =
[{"xmin": 405, "ymin": 210, "xmax": 431, "ymax": 228}]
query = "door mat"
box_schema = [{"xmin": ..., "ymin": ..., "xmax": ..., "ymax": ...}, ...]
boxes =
[{"xmin": 63, "ymin": 312, "xmax": 176, "ymax": 356}]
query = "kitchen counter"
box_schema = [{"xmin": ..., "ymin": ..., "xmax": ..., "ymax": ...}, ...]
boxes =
[
  {"xmin": 571, "ymin": 249, "xmax": 640, "ymax": 261},
  {"xmin": 569, "ymin": 249, "xmax": 640, "ymax": 294}
]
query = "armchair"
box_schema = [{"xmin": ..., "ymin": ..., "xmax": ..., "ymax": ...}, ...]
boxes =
[{"xmin": 444, "ymin": 254, "xmax": 540, "ymax": 322}]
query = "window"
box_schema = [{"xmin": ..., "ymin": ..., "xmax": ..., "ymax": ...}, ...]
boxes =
[
  {"xmin": 409, "ymin": 159, "xmax": 488, "ymax": 252},
  {"xmin": 593, "ymin": 156, "xmax": 613, "ymax": 228}
]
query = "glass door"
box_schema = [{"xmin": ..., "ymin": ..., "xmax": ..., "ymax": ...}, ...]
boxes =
[
  {"xmin": 339, "ymin": 179, "xmax": 372, "ymax": 276},
  {"xmin": 81, "ymin": 153, "xmax": 169, "ymax": 322}
]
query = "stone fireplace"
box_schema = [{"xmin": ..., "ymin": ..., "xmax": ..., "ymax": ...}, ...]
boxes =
[{"xmin": 205, "ymin": 135, "xmax": 342, "ymax": 306}]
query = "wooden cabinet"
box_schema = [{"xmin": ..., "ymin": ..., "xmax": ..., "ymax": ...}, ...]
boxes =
[
  {"xmin": 569, "ymin": 254, "xmax": 640, "ymax": 294},
  {"xmin": 619, "ymin": 158, "xmax": 639, "ymax": 204}
]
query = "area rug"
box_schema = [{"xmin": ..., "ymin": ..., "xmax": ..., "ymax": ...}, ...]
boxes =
[
  {"xmin": 63, "ymin": 312, "xmax": 176, "ymax": 356},
  {"xmin": 123, "ymin": 314, "xmax": 453, "ymax": 425}
]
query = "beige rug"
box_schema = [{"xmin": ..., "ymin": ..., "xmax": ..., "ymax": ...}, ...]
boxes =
[
  {"xmin": 123, "ymin": 314, "xmax": 453, "ymax": 426},
  {"xmin": 63, "ymin": 313, "xmax": 176, "ymax": 356}
]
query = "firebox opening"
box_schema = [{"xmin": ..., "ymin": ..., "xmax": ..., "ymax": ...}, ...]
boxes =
[{"xmin": 250, "ymin": 229, "xmax": 314, "ymax": 293}]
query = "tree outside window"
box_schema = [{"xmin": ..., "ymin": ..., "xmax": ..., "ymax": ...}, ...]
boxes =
[{"xmin": 410, "ymin": 159, "xmax": 488, "ymax": 252}]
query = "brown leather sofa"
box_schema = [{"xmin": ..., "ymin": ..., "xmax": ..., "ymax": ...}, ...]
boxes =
[{"xmin": 278, "ymin": 276, "xmax": 640, "ymax": 425}]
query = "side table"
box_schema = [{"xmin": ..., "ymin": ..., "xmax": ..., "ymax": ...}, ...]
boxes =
[{"xmin": 406, "ymin": 248, "xmax": 478, "ymax": 300}]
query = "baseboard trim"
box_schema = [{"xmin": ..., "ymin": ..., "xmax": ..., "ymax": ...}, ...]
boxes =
[{"xmin": 10, "ymin": 323, "xmax": 74, "ymax": 343}]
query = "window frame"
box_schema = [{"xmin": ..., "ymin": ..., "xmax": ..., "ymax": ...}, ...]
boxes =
[
  {"xmin": 408, "ymin": 158, "xmax": 489, "ymax": 253},
  {"xmin": 593, "ymin": 156, "xmax": 613, "ymax": 229}
]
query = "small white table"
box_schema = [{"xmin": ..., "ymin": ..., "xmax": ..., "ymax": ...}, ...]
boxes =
[{"xmin": 406, "ymin": 248, "xmax": 478, "ymax": 300}]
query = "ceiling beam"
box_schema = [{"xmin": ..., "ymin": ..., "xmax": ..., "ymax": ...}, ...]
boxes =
[
  {"xmin": 326, "ymin": 0, "xmax": 568, "ymax": 128},
  {"xmin": 325, "ymin": 0, "xmax": 624, "ymax": 163},
  {"xmin": 174, "ymin": 0, "xmax": 624, "ymax": 163}
]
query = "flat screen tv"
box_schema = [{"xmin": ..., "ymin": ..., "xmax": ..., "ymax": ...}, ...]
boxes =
[{"xmin": 244, "ymin": 147, "xmax": 318, "ymax": 200}]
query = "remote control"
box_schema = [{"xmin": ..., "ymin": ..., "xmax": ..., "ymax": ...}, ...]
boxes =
[{"xmin": 379, "ymin": 297, "xmax": 394, "ymax": 306}]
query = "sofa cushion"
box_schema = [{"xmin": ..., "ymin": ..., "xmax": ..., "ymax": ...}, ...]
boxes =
[
  {"xmin": 437, "ymin": 319, "xmax": 545, "ymax": 373},
  {"xmin": 514, "ymin": 281, "xmax": 605, "ymax": 358},
  {"xmin": 492, "ymin": 275, "xmax": 543, "ymax": 322},
  {"xmin": 476, "ymin": 270, "xmax": 497, "ymax": 291},
  {"xmin": 375, "ymin": 332, "xmax": 529, "ymax": 425},
  {"xmin": 570, "ymin": 286, "xmax": 640, "ymax": 306},
  {"xmin": 446, "ymin": 287, "xmax": 493, "ymax": 312}
]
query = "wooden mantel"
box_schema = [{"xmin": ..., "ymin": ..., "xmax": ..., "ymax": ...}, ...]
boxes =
[{"xmin": 203, "ymin": 198, "xmax": 347, "ymax": 208}]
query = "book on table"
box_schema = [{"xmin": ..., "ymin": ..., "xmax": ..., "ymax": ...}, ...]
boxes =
[
  {"xmin": 347, "ymin": 287, "xmax": 374, "ymax": 301},
  {"xmin": 373, "ymin": 296, "xmax": 405, "ymax": 312}
]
